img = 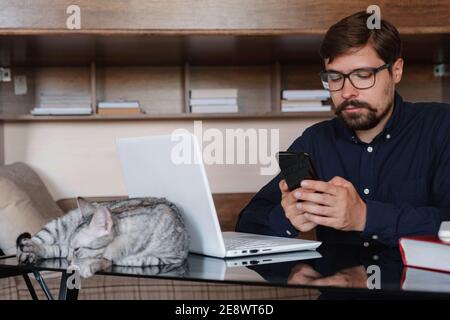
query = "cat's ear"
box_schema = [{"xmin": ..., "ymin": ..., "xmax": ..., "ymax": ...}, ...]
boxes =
[
  {"xmin": 89, "ymin": 207, "xmax": 114, "ymax": 234},
  {"xmin": 77, "ymin": 197, "xmax": 96, "ymax": 217}
]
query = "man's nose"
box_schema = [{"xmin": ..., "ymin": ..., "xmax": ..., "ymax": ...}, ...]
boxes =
[{"xmin": 341, "ymin": 77, "xmax": 359, "ymax": 100}]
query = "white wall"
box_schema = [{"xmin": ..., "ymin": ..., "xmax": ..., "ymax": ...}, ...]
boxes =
[{"xmin": 4, "ymin": 118, "xmax": 324, "ymax": 200}]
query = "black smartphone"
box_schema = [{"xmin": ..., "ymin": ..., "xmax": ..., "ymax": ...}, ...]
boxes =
[{"xmin": 276, "ymin": 151, "xmax": 318, "ymax": 191}]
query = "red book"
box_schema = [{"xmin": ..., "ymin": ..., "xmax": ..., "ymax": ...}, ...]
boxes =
[{"xmin": 399, "ymin": 236, "xmax": 450, "ymax": 273}]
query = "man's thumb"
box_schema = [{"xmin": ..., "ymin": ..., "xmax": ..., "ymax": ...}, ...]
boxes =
[{"xmin": 329, "ymin": 176, "xmax": 350, "ymax": 187}]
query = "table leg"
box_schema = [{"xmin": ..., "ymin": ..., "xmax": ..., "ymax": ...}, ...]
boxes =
[
  {"xmin": 22, "ymin": 273, "xmax": 39, "ymax": 300},
  {"xmin": 33, "ymin": 271, "xmax": 54, "ymax": 300}
]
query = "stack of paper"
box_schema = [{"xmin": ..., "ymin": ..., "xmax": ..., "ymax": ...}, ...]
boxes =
[
  {"xmin": 31, "ymin": 95, "xmax": 92, "ymax": 115},
  {"xmin": 190, "ymin": 89, "xmax": 239, "ymax": 113},
  {"xmin": 281, "ymin": 90, "xmax": 331, "ymax": 112},
  {"xmin": 97, "ymin": 101, "xmax": 142, "ymax": 115}
]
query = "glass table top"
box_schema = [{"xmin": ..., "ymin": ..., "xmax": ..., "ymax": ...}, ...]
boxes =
[{"xmin": 1, "ymin": 243, "xmax": 449, "ymax": 299}]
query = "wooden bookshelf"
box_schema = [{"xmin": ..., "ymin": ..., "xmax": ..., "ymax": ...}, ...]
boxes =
[
  {"xmin": 0, "ymin": 34, "xmax": 448, "ymax": 120},
  {"xmin": 0, "ymin": 1, "xmax": 448, "ymax": 121}
]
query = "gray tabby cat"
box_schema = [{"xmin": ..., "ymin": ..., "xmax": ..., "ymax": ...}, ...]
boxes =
[{"xmin": 16, "ymin": 197, "xmax": 190, "ymax": 278}]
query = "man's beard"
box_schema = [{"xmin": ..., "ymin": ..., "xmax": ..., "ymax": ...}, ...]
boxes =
[{"xmin": 334, "ymin": 98, "xmax": 393, "ymax": 130}]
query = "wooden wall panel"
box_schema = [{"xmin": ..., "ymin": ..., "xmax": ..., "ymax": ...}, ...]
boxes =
[
  {"xmin": 397, "ymin": 64, "xmax": 443, "ymax": 102},
  {"xmin": 189, "ymin": 66, "xmax": 273, "ymax": 113},
  {"xmin": 281, "ymin": 64, "xmax": 324, "ymax": 90},
  {"xmin": 97, "ymin": 66, "xmax": 184, "ymax": 114},
  {"xmin": 1, "ymin": 0, "xmax": 449, "ymax": 33},
  {"xmin": 34, "ymin": 67, "xmax": 91, "ymax": 98}
]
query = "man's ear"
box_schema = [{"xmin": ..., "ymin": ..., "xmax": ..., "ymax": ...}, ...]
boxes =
[
  {"xmin": 392, "ymin": 58, "xmax": 404, "ymax": 84},
  {"xmin": 89, "ymin": 207, "xmax": 114, "ymax": 234},
  {"xmin": 77, "ymin": 197, "xmax": 96, "ymax": 217}
]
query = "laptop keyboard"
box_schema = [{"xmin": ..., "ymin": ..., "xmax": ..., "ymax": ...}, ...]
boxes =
[{"xmin": 224, "ymin": 238, "xmax": 285, "ymax": 250}]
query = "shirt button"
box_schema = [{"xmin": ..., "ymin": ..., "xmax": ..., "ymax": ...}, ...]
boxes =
[
  {"xmin": 372, "ymin": 255, "xmax": 379, "ymax": 261},
  {"xmin": 372, "ymin": 234, "xmax": 379, "ymax": 240},
  {"xmin": 367, "ymin": 146, "xmax": 373, "ymax": 153},
  {"xmin": 386, "ymin": 134, "xmax": 391, "ymax": 140},
  {"xmin": 363, "ymin": 188, "xmax": 370, "ymax": 195},
  {"xmin": 363, "ymin": 242, "xmax": 370, "ymax": 247},
  {"xmin": 286, "ymin": 230, "xmax": 292, "ymax": 236}
]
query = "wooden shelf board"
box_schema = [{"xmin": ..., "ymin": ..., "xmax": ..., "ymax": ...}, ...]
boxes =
[
  {"xmin": 1, "ymin": 27, "xmax": 450, "ymax": 36},
  {"xmin": 0, "ymin": 29, "xmax": 328, "ymax": 36},
  {"xmin": 0, "ymin": 111, "xmax": 334, "ymax": 122}
]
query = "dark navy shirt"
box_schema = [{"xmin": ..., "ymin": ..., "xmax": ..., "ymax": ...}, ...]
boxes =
[{"xmin": 236, "ymin": 92, "xmax": 450, "ymax": 247}]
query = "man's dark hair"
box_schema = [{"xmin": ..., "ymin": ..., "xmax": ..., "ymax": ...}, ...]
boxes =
[{"xmin": 319, "ymin": 11, "xmax": 402, "ymax": 67}]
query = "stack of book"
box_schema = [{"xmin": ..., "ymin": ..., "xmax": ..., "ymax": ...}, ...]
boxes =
[
  {"xmin": 399, "ymin": 234, "xmax": 450, "ymax": 273},
  {"xmin": 31, "ymin": 95, "xmax": 92, "ymax": 115},
  {"xmin": 190, "ymin": 89, "xmax": 239, "ymax": 113},
  {"xmin": 281, "ymin": 90, "xmax": 331, "ymax": 112},
  {"xmin": 97, "ymin": 101, "xmax": 142, "ymax": 115},
  {"xmin": 399, "ymin": 231, "xmax": 450, "ymax": 292}
]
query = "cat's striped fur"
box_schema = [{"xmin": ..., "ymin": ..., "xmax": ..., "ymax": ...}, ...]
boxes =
[{"xmin": 16, "ymin": 197, "xmax": 190, "ymax": 278}]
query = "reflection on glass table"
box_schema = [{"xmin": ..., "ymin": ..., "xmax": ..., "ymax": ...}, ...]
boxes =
[
  {"xmin": 246, "ymin": 244, "xmax": 450, "ymax": 299},
  {"xmin": 1, "ymin": 243, "xmax": 450, "ymax": 299}
]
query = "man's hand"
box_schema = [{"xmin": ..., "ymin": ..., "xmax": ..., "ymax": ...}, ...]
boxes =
[
  {"xmin": 279, "ymin": 179, "xmax": 317, "ymax": 232},
  {"xmin": 294, "ymin": 176, "xmax": 367, "ymax": 232}
]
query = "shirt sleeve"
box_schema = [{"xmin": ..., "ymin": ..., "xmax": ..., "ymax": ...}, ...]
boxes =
[
  {"xmin": 362, "ymin": 120, "xmax": 450, "ymax": 247},
  {"xmin": 235, "ymin": 134, "xmax": 309, "ymax": 238}
]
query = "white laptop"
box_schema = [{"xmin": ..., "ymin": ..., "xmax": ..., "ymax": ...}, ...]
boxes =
[
  {"xmin": 116, "ymin": 133, "xmax": 321, "ymax": 258},
  {"xmin": 221, "ymin": 250, "xmax": 322, "ymax": 268}
]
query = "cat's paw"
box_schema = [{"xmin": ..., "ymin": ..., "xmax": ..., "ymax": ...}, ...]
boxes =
[
  {"xmin": 70, "ymin": 258, "xmax": 111, "ymax": 278},
  {"xmin": 70, "ymin": 261, "xmax": 95, "ymax": 278},
  {"xmin": 17, "ymin": 248, "xmax": 37, "ymax": 264},
  {"xmin": 76, "ymin": 264, "xmax": 95, "ymax": 278},
  {"xmin": 16, "ymin": 237, "xmax": 42, "ymax": 264}
]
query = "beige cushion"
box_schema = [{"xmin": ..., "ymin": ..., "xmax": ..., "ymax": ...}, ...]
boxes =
[{"xmin": 0, "ymin": 162, "xmax": 63, "ymax": 254}]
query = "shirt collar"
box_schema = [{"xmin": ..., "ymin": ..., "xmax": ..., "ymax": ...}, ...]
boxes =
[{"xmin": 335, "ymin": 91, "xmax": 403, "ymax": 144}]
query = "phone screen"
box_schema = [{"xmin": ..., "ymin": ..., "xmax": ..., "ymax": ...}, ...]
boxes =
[{"xmin": 276, "ymin": 151, "xmax": 318, "ymax": 191}]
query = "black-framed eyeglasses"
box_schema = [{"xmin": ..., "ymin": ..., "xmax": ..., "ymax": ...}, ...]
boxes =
[{"xmin": 319, "ymin": 63, "xmax": 391, "ymax": 92}]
